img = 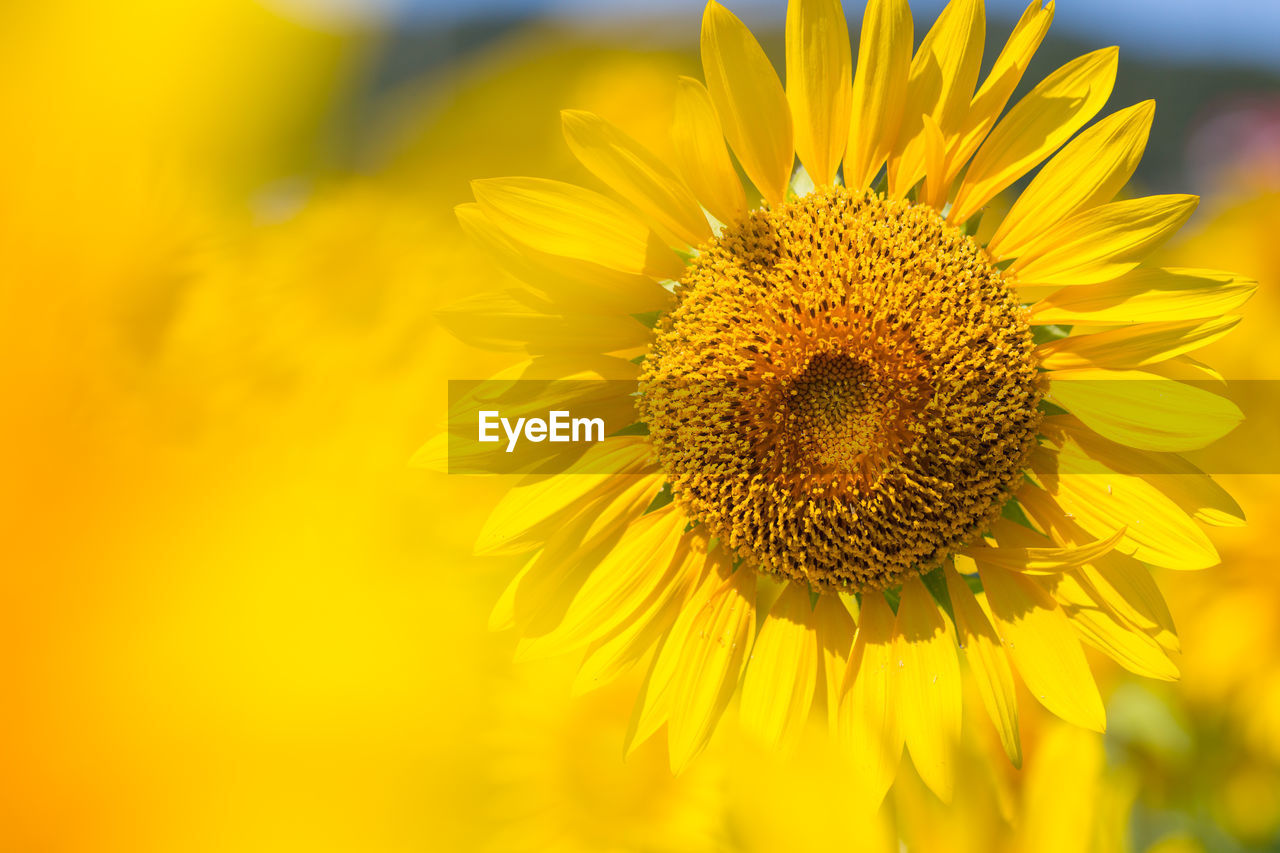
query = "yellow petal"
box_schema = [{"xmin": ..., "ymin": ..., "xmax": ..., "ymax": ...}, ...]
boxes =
[
  {"xmin": 950, "ymin": 47, "xmax": 1118, "ymax": 224},
  {"xmin": 561, "ymin": 109, "xmax": 711, "ymax": 248},
  {"xmin": 970, "ymin": 526, "xmax": 1126, "ymax": 575},
  {"xmin": 459, "ymin": 352, "xmax": 640, "ymax": 390},
  {"xmin": 667, "ymin": 551, "xmax": 757, "ymax": 771},
  {"xmin": 701, "ymin": 1, "xmax": 794, "ymax": 204},
  {"xmin": 626, "ymin": 643, "xmax": 678, "ymax": 757},
  {"xmin": 945, "ymin": 0, "xmax": 1054, "ymax": 186},
  {"xmin": 518, "ymin": 509, "xmax": 688, "ymax": 659},
  {"xmin": 786, "ymin": 0, "xmax": 852, "ymax": 187},
  {"xmin": 1007, "ymin": 471, "xmax": 1182, "ymax": 653},
  {"xmin": 453, "ymin": 360, "xmax": 623, "ymax": 446},
  {"xmin": 489, "ymin": 553, "xmax": 536, "ymax": 632},
  {"xmin": 984, "ymin": 517, "xmax": 1051, "ymax": 549},
  {"xmin": 979, "ymin": 563, "xmax": 1106, "ymax": 732},
  {"xmin": 573, "ymin": 587, "xmax": 683, "ymax": 695},
  {"xmin": 1044, "ymin": 414, "xmax": 1245, "ymax": 528},
  {"xmin": 572, "ymin": 537, "xmax": 706, "ymax": 694},
  {"xmin": 1046, "ymin": 367, "xmax": 1242, "ymax": 452},
  {"xmin": 670, "ymin": 76, "xmax": 749, "ymax": 225},
  {"xmin": 1030, "ymin": 266, "xmax": 1257, "ymax": 326},
  {"xmin": 1081, "ymin": 550, "xmax": 1179, "ymax": 652},
  {"xmin": 1010, "ymin": 195, "xmax": 1199, "ymax": 287},
  {"xmin": 456, "ymin": 202, "xmax": 673, "ymax": 314},
  {"xmin": 472, "ymin": 177, "xmax": 685, "ymax": 280},
  {"xmin": 512, "ymin": 476, "xmax": 667, "ymax": 636},
  {"xmin": 945, "ymin": 566, "xmax": 1021, "ymax": 767},
  {"xmin": 814, "ymin": 592, "xmax": 856, "ymax": 734},
  {"xmin": 1037, "ymin": 316, "xmax": 1241, "ymax": 371},
  {"xmin": 436, "ymin": 288, "xmax": 653, "ymax": 353},
  {"xmin": 920, "ymin": 114, "xmax": 949, "ymax": 209},
  {"xmin": 888, "ymin": 0, "xmax": 984, "ymax": 197},
  {"xmin": 740, "ymin": 581, "xmax": 819, "ymax": 750},
  {"xmin": 1022, "ymin": 443, "xmax": 1219, "ymax": 571},
  {"xmin": 1146, "ymin": 472, "xmax": 1244, "ymax": 529},
  {"xmin": 837, "ymin": 592, "xmax": 903, "ymax": 808},
  {"xmin": 625, "ymin": 553, "xmax": 724, "ymax": 756},
  {"xmin": 1144, "ymin": 353, "xmax": 1226, "ymax": 385},
  {"xmin": 1037, "ymin": 571, "xmax": 1179, "ymax": 681},
  {"xmin": 988, "ymin": 101, "xmax": 1155, "ymax": 259},
  {"xmin": 844, "ymin": 0, "xmax": 913, "ymax": 189},
  {"xmin": 474, "ymin": 441, "xmax": 654, "ymax": 555},
  {"xmin": 896, "ymin": 577, "xmax": 962, "ymax": 802}
]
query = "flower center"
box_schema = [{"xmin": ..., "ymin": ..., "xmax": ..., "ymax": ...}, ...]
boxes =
[
  {"xmin": 788, "ymin": 351, "xmax": 918, "ymax": 479},
  {"xmin": 638, "ymin": 187, "xmax": 1044, "ymax": 592}
]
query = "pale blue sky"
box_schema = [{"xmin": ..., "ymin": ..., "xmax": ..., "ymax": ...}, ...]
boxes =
[{"xmin": 402, "ymin": 0, "xmax": 1280, "ymax": 71}]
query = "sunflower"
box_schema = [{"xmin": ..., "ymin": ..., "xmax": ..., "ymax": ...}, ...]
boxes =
[{"xmin": 436, "ymin": 0, "xmax": 1254, "ymax": 804}]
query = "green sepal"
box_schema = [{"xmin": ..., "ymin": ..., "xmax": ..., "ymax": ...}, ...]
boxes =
[
  {"xmin": 611, "ymin": 421, "xmax": 650, "ymax": 436},
  {"xmin": 632, "ymin": 310, "xmax": 664, "ymax": 329},
  {"xmin": 644, "ymin": 481, "xmax": 673, "ymax": 514},
  {"xmin": 1031, "ymin": 323, "xmax": 1072, "ymax": 344},
  {"xmin": 881, "ymin": 587, "xmax": 901, "ymax": 614},
  {"xmin": 920, "ymin": 564, "xmax": 956, "ymax": 624}
]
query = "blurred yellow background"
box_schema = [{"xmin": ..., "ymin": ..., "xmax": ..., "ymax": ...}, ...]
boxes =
[{"xmin": 2, "ymin": 1, "xmax": 1277, "ymax": 850}]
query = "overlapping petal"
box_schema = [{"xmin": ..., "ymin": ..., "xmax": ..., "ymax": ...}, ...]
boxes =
[
  {"xmin": 889, "ymin": 0, "xmax": 984, "ymax": 197},
  {"xmin": 516, "ymin": 508, "xmax": 689, "ymax": 658},
  {"xmin": 456, "ymin": 202, "xmax": 673, "ymax": 313},
  {"xmin": 665, "ymin": 553, "xmax": 757, "ymax": 771},
  {"xmin": 844, "ymin": 0, "xmax": 913, "ymax": 189},
  {"xmin": 814, "ymin": 592, "xmax": 856, "ymax": 733},
  {"xmin": 1080, "ymin": 550, "xmax": 1180, "ymax": 652},
  {"xmin": 472, "ymin": 177, "xmax": 686, "ymax": 280},
  {"xmin": 1046, "ymin": 367, "xmax": 1242, "ymax": 452},
  {"xmin": 1030, "ymin": 267, "xmax": 1256, "ymax": 326},
  {"xmin": 979, "ymin": 563, "xmax": 1106, "ymax": 732},
  {"xmin": 510, "ymin": 476, "xmax": 668, "ymax": 637},
  {"xmin": 701, "ymin": 1, "xmax": 794, "ymax": 204},
  {"xmin": 945, "ymin": 0, "xmax": 1054, "ymax": 186},
  {"xmin": 474, "ymin": 440, "xmax": 656, "ymax": 556},
  {"xmin": 837, "ymin": 593, "xmax": 903, "ymax": 807},
  {"xmin": 626, "ymin": 548, "xmax": 756, "ymax": 768},
  {"xmin": 946, "ymin": 565, "xmax": 1022, "ymax": 766},
  {"xmin": 896, "ymin": 577, "xmax": 962, "ymax": 801},
  {"xmin": 1010, "ymin": 194, "xmax": 1199, "ymax": 288},
  {"xmin": 436, "ymin": 288, "xmax": 653, "ymax": 353},
  {"xmin": 562, "ymin": 109, "xmax": 711, "ymax": 247},
  {"xmin": 740, "ymin": 580, "xmax": 819, "ymax": 750},
  {"xmin": 1037, "ymin": 571, "xmax": 1179, "ymax": 680},
  {"xmin": 1042, "ymin": 415, "xmax": 1246, "ymax": 528},
  {"xmin": 951, "ymin": 46, "xmax": 1117, "ymax": 224},
  {"xmin": 1021, "ymin": 449, "xmax": 1220, "ymax": 572},
  {"xmin": 1036, "ymin": 316, "xmax": 1240, "ymax": 370},
  {"xmin": 971, "ymin": 526, "xmax": 1126, "ymax": 575},
  {"xmin": 989, "ymin": 100, "xmax": 1154, "ymax": 259},
  {"xmin": 670, "ymin": 76, "xmax": 749, "ymax": 225},
  {"xmin": 786, "ymin": 0, "xmax": 852, "ymax": 187}
]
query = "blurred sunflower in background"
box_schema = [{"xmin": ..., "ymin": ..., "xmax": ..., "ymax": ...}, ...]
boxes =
[
  {"xmin": 6, "ymin": 0, "xmax": 1278, "ymax": 848},
  {"xmin": 441, "ymin": 0, "xmax": 1253, "ymax": 804}
]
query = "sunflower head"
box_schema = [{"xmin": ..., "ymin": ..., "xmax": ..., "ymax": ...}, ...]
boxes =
[{"xmin": 640, "ymin": 186, "xmax": 1044, "ymax": 591}]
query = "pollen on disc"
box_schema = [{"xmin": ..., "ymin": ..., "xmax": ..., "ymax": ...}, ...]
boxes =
[{"xmin": 638, "ymin": 187, "xmax": 1044, "ymax": 593}]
